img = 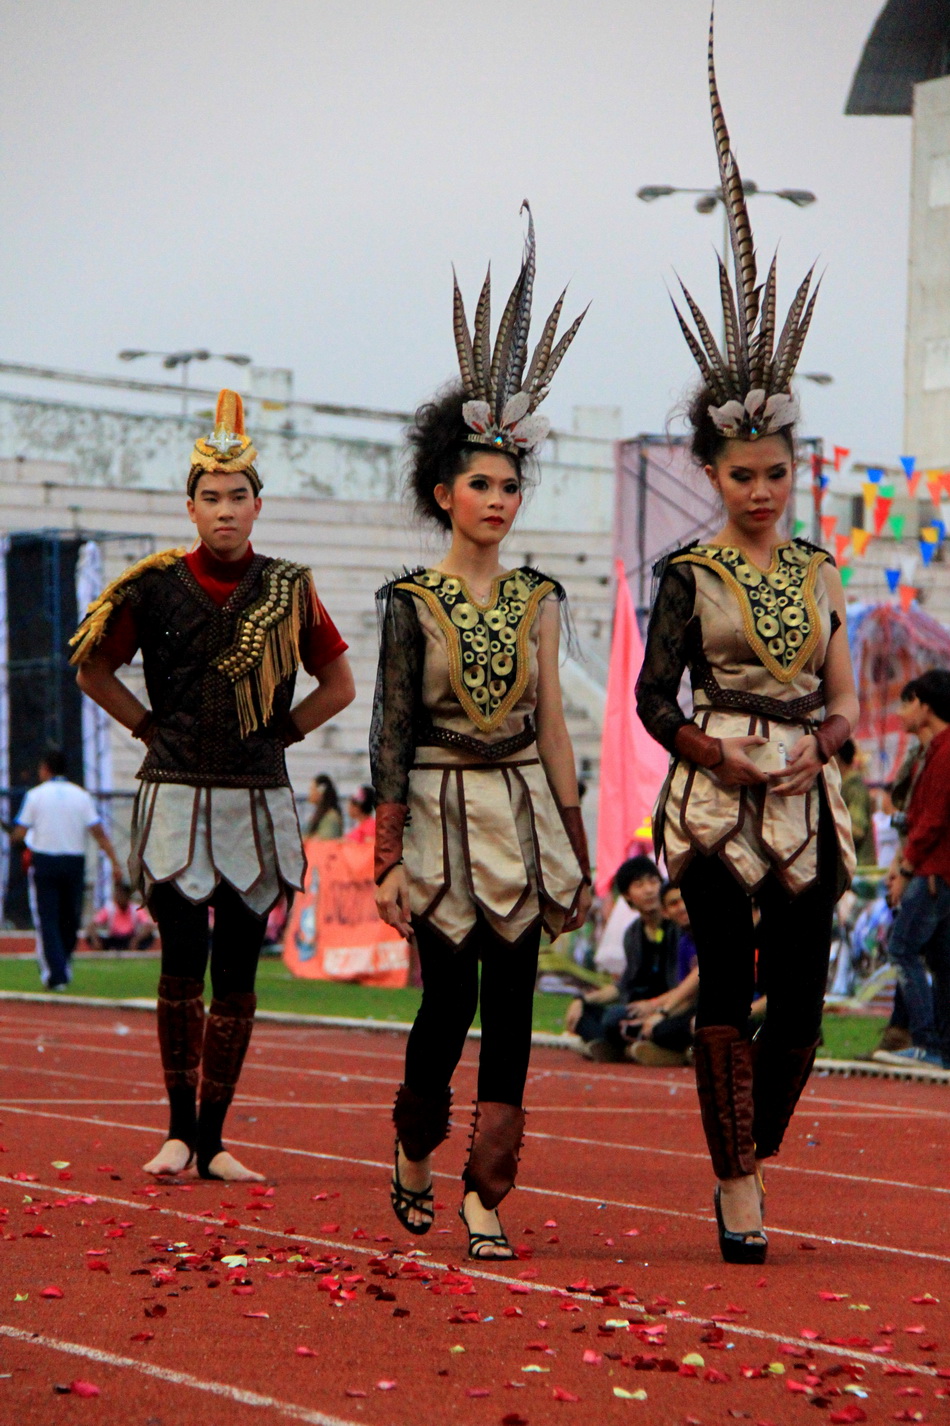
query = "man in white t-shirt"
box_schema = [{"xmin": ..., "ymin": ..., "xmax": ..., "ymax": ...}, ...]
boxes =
[{"xmin": 12, "ymin": 749, "xmax": 121, "ymax": 989}]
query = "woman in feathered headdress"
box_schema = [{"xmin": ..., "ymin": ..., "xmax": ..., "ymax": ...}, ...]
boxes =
[
  {"xmin": 635, "ymin": 13, "xmax": 859, "ymax": 1264},
  {"xmin": 371, "ymin": 205, "xmax": 591, "ymax": 1259}
]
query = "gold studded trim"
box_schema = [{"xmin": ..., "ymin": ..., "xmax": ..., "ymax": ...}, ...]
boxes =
[
  {"xmin": 215, "ymin": 559, "xmax": 313, "ymax": 736},
  {"xmin": 396, "ymin": 567, "xmax": 554, "ymax": 733},
  {"xmin": 671, "ymin": 540, "xmax": 827, "ymax": 684},
  {"xmin": 69, "ymin": 548, "xmax": 188, "ymax": 665}
]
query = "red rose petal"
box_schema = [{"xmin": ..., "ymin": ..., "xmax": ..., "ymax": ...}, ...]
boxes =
[
  {"xmin": 295, "ymin": 1346, "xmax": 317, "ymax": 1357},
  {"xmin": 70, "ymin": 1380, "xmax": 100, "ymax": 1398},
  {"xmin": 553, "ymin": 1386, "xmax": 580, "ymax": 1401},
  {"xmin": 40, "ymin": 1286, "xmax": 64, "ymax": 1299}
]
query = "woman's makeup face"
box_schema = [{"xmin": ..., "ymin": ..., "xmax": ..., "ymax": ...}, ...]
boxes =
[
  {"xmin": 705, "ymin": 435, "xmax": 794, "ymax": 536},
  {"xmin": 435, "ymin": 451, "xmax": 522, "ymax": 544}
]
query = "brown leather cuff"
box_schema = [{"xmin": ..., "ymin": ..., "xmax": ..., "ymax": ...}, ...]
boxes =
[
  {"xmin": 813, "ymin": 713, "xmax": 850, "ymax": 765},
  {"xmin": 560, "ymin": 805, "xmax": 591, "ymax": 883},
  {"xmin": 132, "ymin": 710, "xmax": 156, "ymax": 745},
  {"xmin": 674, "ymin": 722, "xmax": 724, "ymax": 769},
  {"xmin": 375, "ymin": 801, "xmax": 408, "ymax": 885}
]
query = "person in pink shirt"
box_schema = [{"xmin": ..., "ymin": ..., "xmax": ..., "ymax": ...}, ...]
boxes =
[
  {"xmin": 88, "ymin": 883, "xmax": 155, "ymax": 950},
  {"xmin": 345, "ymin": 785, "xmax": 376, "ymax": 844}
]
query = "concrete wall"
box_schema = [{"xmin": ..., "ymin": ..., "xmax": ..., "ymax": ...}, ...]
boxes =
[{"xmin": 904, "ymin": 73, "xmax": 950, "ymax": 464}]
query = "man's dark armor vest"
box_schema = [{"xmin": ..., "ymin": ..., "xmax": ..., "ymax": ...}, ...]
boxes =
[{"xmin": 125, "ymin": 556, "xmax": 295, "ymax": 787}]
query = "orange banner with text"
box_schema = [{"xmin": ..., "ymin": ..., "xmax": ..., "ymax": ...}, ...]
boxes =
[{"xmin": 282, "ymin": 839, "xmax": 409, "ymax": 987}]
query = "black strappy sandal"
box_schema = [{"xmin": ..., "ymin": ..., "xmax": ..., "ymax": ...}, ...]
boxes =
[
  {"xmin": 390, "ymin": 1141, "xmax": 434, "ymax": 1236},
  {"xmin": 458, "ymin": 1201, "xmax": 515, "ymax": 1261},
  {"xmin": 714, "ymin": 1186, "xmax": 768, "ymax": 1265}
]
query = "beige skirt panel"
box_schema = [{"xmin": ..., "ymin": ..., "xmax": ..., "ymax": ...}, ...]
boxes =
[{"xmin": 659, "ymin": 711, "xmax": 855, "ymax": 895}]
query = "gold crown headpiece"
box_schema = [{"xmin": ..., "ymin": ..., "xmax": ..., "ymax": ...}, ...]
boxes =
[
  {"xmin": 452, "ymin": 202, "xmax": 588, "ymax": 456},
  {"xmin": 672, "ymin": 8, "xmax": 820, "ymax": 442},
  {"xmin": 187, "ymin": 389, "xmax": 260, "ymax": 497}
]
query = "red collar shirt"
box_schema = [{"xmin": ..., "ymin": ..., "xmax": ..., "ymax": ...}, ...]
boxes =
[{"xmin": 904, "ymin": 724, "xmax": 950, "ymax": 882}]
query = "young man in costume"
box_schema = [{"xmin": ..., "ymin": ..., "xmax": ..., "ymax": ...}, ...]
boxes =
[{"xmin": 72, "ymin": 391, "xmax": 355, "ymax": 1181}]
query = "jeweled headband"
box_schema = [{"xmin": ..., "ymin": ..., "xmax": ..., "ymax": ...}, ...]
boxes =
[
  {"xmin": 187, "ymin": 388, "xmax": 261, "ymax": 497},
  {"xmin": 452, "ymin": 203, "xmax": 587, "ymax": 456},
  {"xmin": 672, "ymin": 8, "xmax": 820, "ymax": 442}
]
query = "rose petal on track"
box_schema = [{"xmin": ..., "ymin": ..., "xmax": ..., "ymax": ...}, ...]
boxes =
[
  {"xmin": 345, "ymin": 1389, "xmax": 367, "ymax": 1398},
  {"xmin": 376, "ymin": 1379, "xmax": 396, "ymax": 1390},
  {"xmin": 466, "ymin": 1388, "xmax": 490, "ymax": 1398},
  {"xmin": 129, "ymin": 1332, "xmax": 154, "ymax": 1343},
  {"xmin": 40, "ymin": 1286, "xmax": 64, "ymax": 1298},
  {"xmin": 70, "ymin": 1380, "xmax": 100, "ymax": 1398}
]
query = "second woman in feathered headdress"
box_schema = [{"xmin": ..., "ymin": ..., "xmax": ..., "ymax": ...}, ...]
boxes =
[{"xmin": 371, "ymin": 204, "xmax": 591, "ymax": 1259}]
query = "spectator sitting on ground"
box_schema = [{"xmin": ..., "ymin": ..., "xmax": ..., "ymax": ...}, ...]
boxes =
[
  {"xmin": 622, "ymin": 882, "xmax": 698, "ymax": 1067},
  {"xmin": 836, "ymin": 739, "xmax": 876, "ymax": 867},
  {"xmin": 87, "ymin": 882, "xmax": 155, "ymax": 951},
  {"xmin": 564, "ymin": 856, "xmax": 679, "ymax": 1062}
]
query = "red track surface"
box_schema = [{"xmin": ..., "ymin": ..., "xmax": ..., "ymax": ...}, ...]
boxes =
[{"xmin": 0, "ymin": 1001, "xmax": 948, "ymax": 1426}]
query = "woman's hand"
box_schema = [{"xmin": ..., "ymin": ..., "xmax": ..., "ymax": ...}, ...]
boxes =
[
  {"xmin": 712, "ymin": 736, "xmax": 770, "ymax": 789},
  {"xmin": 375, "ymin": 865, "xmax": 412, "ymax": 939},
  {"xmin": 769, "ymin": 733, "xmax": 822, "ymax": 797},
  {"xmin": 565, "ymin": 997, "xmax": 585, "ymax": 1033},
  {"xmin": 561, "ymin": 882, "xmax": 593, "ymax": 935}
]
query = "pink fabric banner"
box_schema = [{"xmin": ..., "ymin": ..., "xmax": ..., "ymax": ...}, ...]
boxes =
[{"xmin": 595, "ymin": 560, "xmax": 670, "ymax": 896}]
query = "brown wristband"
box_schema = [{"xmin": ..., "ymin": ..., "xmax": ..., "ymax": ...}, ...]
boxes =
[
  {"xmin": 560, "ymin": 805, "xmax": 591, "ymax": 883},
  {"xmin": 813, "ymin": 713, "xmax": 850, "ymax": 765},
  {"xmin": 674, "ymin": 723, "xmax": 724, "ymax": 770},
  {"xmin": 131, "ymin": 711, "xmax": 155, "ymax": 745},
  {"xmin": 275, "ymin": 710, "xmax": 305, "ymax": 747},
  {"xmin": 374, "ymin": 802, "xmax": 408, "ymax": 885}
]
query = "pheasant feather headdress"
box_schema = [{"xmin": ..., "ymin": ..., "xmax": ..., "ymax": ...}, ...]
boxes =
[
  {"xmin": 673, "ymin": 10, "xmax": 820, "ymax": 441},
  {"xmin": 452, "ymin": 203, "xmax": 587, "ymax": 455}
]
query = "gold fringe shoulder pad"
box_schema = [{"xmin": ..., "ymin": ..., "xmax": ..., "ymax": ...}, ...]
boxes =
[{"xmin": 68, "ymin": 548, "xmax": 186, "ymax": 665}]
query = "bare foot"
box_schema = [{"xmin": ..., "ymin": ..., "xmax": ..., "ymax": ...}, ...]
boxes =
[
  {"xmin": 718, "ymin": 1173, "xmax": 766, "ymax": 1241},
  {"xmin": 199, "ymin": 1151, "xmax": 266, "ymax": 1183},
  {"xmin": 142, "ymin": 1139, "xmax": 193, "ymax": 1176},
  {"xmin": 394, "ymin": 1144, "xmax": 433, "ymax": 1230},
  {"xmin": 460, "ymin": 1189, "xmax": 514, "ymax": 1259}
]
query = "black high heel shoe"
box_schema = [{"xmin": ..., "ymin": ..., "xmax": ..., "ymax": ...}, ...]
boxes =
[
  {"xmin": 458, "ymin": 1200, "xmax": 515, "ymax": 1260},
  {"xmin": 714, "ymin": 1186, "xmax": 768, "ymax": 1265},
  {"xmin": 390, "ymin": 1141, "xmax": 434, "ymax": 1236}
]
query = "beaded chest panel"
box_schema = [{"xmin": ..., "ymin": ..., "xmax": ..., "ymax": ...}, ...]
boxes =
[
  {"xmin": 397, "ymin": 566, "xmax": 554, "ymax": 733},
  {"xmin": 672, "ymin": 540, "xmax": 827, "ymax": 684}
]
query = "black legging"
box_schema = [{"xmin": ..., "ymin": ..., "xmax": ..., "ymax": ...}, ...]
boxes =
[
  {"xmin": 405, "ymin": 913, "xmax": 542, "ymax": 1107},
  {"xmin": 681, "ymin": 795, "xmax": 839, "ymax": 1044},
  {"xmin": 148, "ymin": 881, "xmax": 268, "ymax": 994}
]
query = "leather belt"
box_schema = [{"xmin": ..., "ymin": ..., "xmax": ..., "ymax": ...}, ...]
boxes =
[{"xmin": 416, "ymin": 716, "xmax": 537, "ymax": 762}]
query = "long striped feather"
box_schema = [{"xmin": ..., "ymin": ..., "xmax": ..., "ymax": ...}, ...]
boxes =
[
  {"xmin": 525, "ymin": 289, "xmax": 565, "ymax": 393},
  {"xmin": 708, "ymin": 9, "xmax": 757, "ymax": 382},
  {"xmin": 528, "ymin": 305, "xmax": 589, "ymax": 411},
  {"xmin": 750, "ymin": 257, "xmax": 777, "ymax": 388},
  {"xmin": 452, "ymin": 269, "xmax": 477, "ymax": 397},
  {"xmin": 489, "ymin": 262, "xmax": 527, "ymax": 417},
  {"xmin": 775, "ymin": 280, "xmax": 821, "ymax": 391},
  {"xmin": 770, "ymin": 266, "xmax": 814, "ymax": 388},
  {"xmin": 472, "ymin": 267, "xmax": 492, "ymax": 401},
  {"xmin": 499, "ymin": 202, "xmax": 537, "ymax": 407},
  {"xmin": 670, "ymin": 298, "xmax": 721, "ymax": 400},
  {"xmin": 717, "ymin": 257, "xmax": 740, "ymax": 389},
  {"xmin": 677, "ymin": 277, "xmax": 730, "ymax": 391}
]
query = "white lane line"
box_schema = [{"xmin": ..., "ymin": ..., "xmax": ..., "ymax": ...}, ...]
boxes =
[
  {"xmin": 1, "ymin": 1092, "xmax": 944, "ymax": 1201},
  {"xmin": 0, "ymin": 1060, "xmax": 161, "ymax": 1091},
  {"xmin": 1, "ymin": 1115, "xmax": 947, "ymax": 1265},
  {"xmin": 0, "ymin": 1179, "xmax": 941, "ymax": 1380},
  {"xmin": 0, "ymin": 1324, "xmax": 367, "ymax": 1426}
]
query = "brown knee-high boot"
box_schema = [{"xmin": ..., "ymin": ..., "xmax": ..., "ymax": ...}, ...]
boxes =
[
  {"xmin": 393, "ymin": 1084, "xmax": 452, "ymax": 1162},
  {"xmin": 196, "ymin": 991, "xmax": 256, "ymax": 1176},
  {"xmin": 752, "ymin": 1033, "xmax": 819, "ymax": 1160},
  {"xmin": 156, "ymin": 975, "xmax": 205, "ymax": 1148},
  {"xmin": 462, "ymin": 1101, "xmax": 526, "ymax": 1209},
  {"xmin": 693, "ymin": 1025, "xmax": 756, "ymax": 1180}
]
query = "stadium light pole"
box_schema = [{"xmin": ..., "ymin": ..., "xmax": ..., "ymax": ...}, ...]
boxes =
[
  {"xmin": 117, "ymin": 349, "xmax": 253, "ymax": 416},
  {"xmin": 637, "ymin": 183, "xmax": 817, "ymax": 344}
]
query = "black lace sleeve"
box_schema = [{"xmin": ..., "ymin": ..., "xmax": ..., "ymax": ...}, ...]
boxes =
[
  {"xmin": 635, "ymin": 562, "xmax": 696, "ymax": 753},
  {"xmin": 370, "ymin": 584, "xmax": 424, "ymax": 805}
]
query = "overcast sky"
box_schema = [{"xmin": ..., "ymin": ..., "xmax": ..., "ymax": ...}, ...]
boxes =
[{"xmin": 0, "ymin": 0, "xmax": 910, "ymax": 466}]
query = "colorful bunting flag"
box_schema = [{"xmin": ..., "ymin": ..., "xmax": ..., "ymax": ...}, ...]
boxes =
[
  {"xmin": 884, "ymin": 567, "xmax": 901, "ymax": 593},
  {"xmin": 888, "ymin": 512, "xmax": 906, "ymax": 539},
  {"xmin": 834, "ymin": 533, "xmax": 851, "ymax": 563},
  {"xmin": 866, "ymin": 467, "xmax": 885, "ymax": 483},
  {"xmin": 793, "ymin": 519, "xmax": 806, "ymax": 537},
  {"xmin": 898, "ymin": 584, "xmax": 918, "ymax": 611},
  {"xmin": 872, "ymin": 496, "xmax": 894, "ymax": 536},
  {"xmin": 820, "ymin": 514, "xmax": 837, "ymax": 543},
  {"xmin": 921, "ymin": 525, "xmax": 939, "ymax": 543},
  {"xmin": 899, "ymin": 456, "xmax": 916, "ymax": 478},
  {"xmin": 833, "ymin": 445, "xmax": 850, "ymax": 472},
  {"xmin": 907, "ymin": 468, "xmax": 923, "ymax": 497},
  {"xmin": 879, "ymin": 483, "xmax": 896, "ymax": 499},
  {"xmin": 862, "ymin": 482, "xmax": 878, "ymax": 508},
  {"xmin": 840, "ymin": 566, "xmax": 854, "ymax": 587},
  {"xmin": 920, "ymin": 540, "xmax": 936, "ymax": 565},
  {"xmin": 852, "ymin": 528, "xmax": 872, "ymax": 556}
]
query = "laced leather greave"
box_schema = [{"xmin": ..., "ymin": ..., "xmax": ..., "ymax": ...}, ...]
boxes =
[
  {"xmin": 462, "ymin": 1101, "xmax": 526, "ymax": 1209},
  {"xmin": 693, "ymin": 1025, "xmax": 757, "ymax": 1180},
  {"xmin": 196, "ymin": 991, "xmax": 257, "ymax": 1175},
  {"xmin": 156, "ymin": 974, "xmax": 205, "ymax": 1146}
]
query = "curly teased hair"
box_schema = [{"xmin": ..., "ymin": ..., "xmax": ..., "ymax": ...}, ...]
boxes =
[
  {"xmin": 406, "ymin": 382, "xmax": 532, "ymax": 530},
  {"xmin": 685, "ymin": 383, "xmax": 796, "ymax": 467}
]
